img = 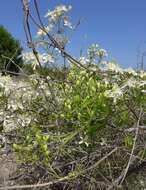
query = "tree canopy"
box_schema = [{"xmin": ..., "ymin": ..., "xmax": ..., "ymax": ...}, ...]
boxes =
[{"xmin": 0, "ymin": 25, "xmax": 22, "ymax": 73}]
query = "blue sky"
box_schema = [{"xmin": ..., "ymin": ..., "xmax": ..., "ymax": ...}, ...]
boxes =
[{"xmin": 0, "ymin": 0, "xmax": 146, "ymax": 68}]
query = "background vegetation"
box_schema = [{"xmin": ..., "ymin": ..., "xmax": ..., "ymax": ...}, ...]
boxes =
[{"xmin": 0, "ymin": 25, "xmax": 23, "ymax": 74}]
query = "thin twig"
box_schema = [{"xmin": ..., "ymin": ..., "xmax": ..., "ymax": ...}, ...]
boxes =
[
  {"xmin": 120, "ymin": 109, "xmax": 142, "ymax": 184},
  {"xmin": 107, "ymin": 109, "xmax": 143, "ymax": 190}
]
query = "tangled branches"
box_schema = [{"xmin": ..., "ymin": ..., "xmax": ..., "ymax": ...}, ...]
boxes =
[{"xmin": 0, "ymin": 1, "xmax": 146, "ymax": 190}]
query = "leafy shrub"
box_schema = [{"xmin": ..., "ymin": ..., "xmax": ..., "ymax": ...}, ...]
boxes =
[{"xmin": 1, "ymin": 61, "xmax": 146, "ymax": 189}]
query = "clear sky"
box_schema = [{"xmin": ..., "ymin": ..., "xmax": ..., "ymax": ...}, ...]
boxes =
[{"xmin": 0, "ymin": 0, "xmax": 146, "ymax": 68}]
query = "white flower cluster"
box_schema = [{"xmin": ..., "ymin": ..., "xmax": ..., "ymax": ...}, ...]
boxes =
[
  {"xmin": 125, "ymin": 67, "xmax": 138, "ymax": 76},
  {"xmin": 101, "ymin": 61, "xmax": 123, "ymax": 74},
  {"xmin": 79, "ymin": 56, "xmax": 90, "ymax": 65},
  {"xmin": 23, "ymin": 4, "xmax": 73, "ymax": 71},
  {"xmin": 37, "ymin": 5, "xmax": 73, "ymax": 38},
  {"xmin": 63, "ymin": 16, "xmax": 72, "ymax": 29},
  {"xmin": 104, "ymin": 73, "xmax": 146, "ymax": 103},
  {"xmin": 0, "ymin": 74, "xmax": 55, "ymax": 132},
  {"xmin": 22, "ymin": 52, "xmax": 55, "ymax": 70},
  {"xmin": 78, "ymin": 44, "xmax": 108, "ymax": 66},
  {"xmin": 138, "ymin": 71, "xmax": 146, "ymax": 78},
  {"xmin": 104, "ymin": 84, "xmax": 123, "ymax": 103},
  {"xmin": 37, "ymin": 26, "xmax": 53, "ymax": 37},
  {"xmin": 45, "ymin": 5, "xmax": 72, "ymax": 19},
  {"xmin": 87, "ymin": 44, "xmax": 107, "ymax": 61},
  {"xmin": 101, "ymin": 61, "xmax": 146, "ymax": 79}
]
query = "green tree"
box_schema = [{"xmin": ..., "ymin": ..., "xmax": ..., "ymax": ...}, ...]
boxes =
[{"xmin": 0, "ymin": 25, "xmax": 23, "ymax": 73}]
